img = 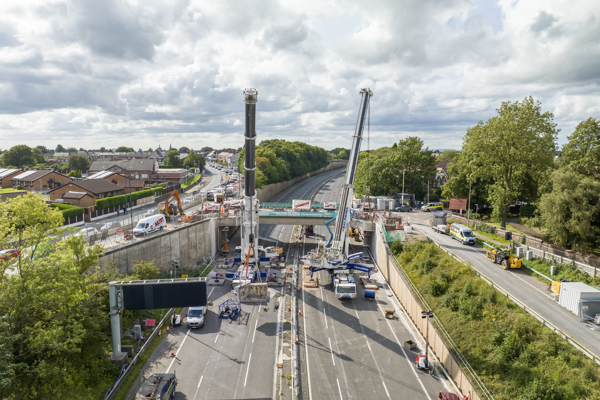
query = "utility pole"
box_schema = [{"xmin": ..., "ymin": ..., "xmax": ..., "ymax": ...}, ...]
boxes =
[
  {"xmin": 401, "ymin": 169, "xmax": 406, "ymax": 205},
  {"xmin": 467, "ymin": 183, "xmax": 472, "ymax": 227},
  {"xmin": 421, "ymin": 311, "xmax": 434, "ymax": 365},
  {"xmin": 427, "ymin": 180, "xmax": 430, "ymax": 204}
]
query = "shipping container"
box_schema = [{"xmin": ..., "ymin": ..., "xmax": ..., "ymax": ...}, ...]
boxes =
[{"xmin": 558, "ymin": 282, "xmax": 600, "ymax": 320}]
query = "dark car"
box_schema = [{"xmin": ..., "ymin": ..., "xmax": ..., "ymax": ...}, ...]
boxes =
[
  {"xmin": 395, "ymin": 204, "xmax": 413, "ymax": 212},
  {"xmin": 0, "ymin": 249, "xmax": 19, "ymax": 261}
]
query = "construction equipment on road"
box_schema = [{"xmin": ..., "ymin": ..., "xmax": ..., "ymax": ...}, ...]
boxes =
[
  {"xmin": 218, "ymin": 299, "xmax": 241, "ymax": 320},
  {"xmin": 159, "ymin": 190, "xmax": 185, "ymax": 219},
  {"xmin": 135, "ymin": 372, "xmax": 177, "ymax": 400},
  {"xmin": 485, "ymin": 247, "xmax": 522, "ymax": 269}
]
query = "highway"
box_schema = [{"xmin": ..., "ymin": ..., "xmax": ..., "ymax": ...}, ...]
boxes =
[{"xmin": 408, "ymin": 212, "xmax": 600, "ymax": 360}]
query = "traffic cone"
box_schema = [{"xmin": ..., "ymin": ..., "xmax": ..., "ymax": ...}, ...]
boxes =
[
  {"xmin": 166, "ymin": 325, "xmax": 170, "ymax": 334},
  {"xmin": 295, "ymin": 335, "xmax": 299, "ymax": 344},
  {"xmin": 171, "ymin": 350, "xmax": 175, "ymax": 357},
  {"xmin": 288, "ymin": 305, "xmax": 291, "ymax": 311},
  {"xmin": 298, "ymin": 309, "xmax": 302, "ymax": 316},
  {"xmin": 158, "ymin": 329, "xmax": 161, "ymax": 338},
  {"xmin": 297, "ymin": 286, "xmax": 300, "ymax": 292},
  {"xmin": 465, "ymin": 392, "xmax": 470, "ymax": 400}
]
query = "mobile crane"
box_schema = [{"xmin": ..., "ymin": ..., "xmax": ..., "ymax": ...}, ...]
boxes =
[{"xmin": 304, "ymin": 89, "xmax": 374, "ymax": 297}]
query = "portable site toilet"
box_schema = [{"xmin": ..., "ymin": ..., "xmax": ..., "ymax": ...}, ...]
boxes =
[
  {"xmin": 432, "ymin": 211, "xmax": 447, "ymax": 227},
  {"xmin": 558, "ymin": 282, "xmax": 600, "ymax": 321}
]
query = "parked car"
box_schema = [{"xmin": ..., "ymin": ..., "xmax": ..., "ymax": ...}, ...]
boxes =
[
  {"xmin": 0, "ymin": 249, "xmax": 19, "ymax": 261},
  {"xmin": 76, "ymin": 227, "xmax": 98, "ymax": 237},
  {"xmin": 100, "ymin": 221, "xmax": 120, "ymax": 231},
  {"xmin": 394, "ymin": 205, "xmax": 413, "ymax": 212}
]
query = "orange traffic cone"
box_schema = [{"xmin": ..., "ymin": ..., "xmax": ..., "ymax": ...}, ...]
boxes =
[
  {"xmin": 166, "ymin": 325, "xmax": 170, "ymax": 334},
  {"xmin": 298, "ymin": 309, "xmax": 302, "ymax": 316},
  {"xmin": 297, "ymin": 286, "xmax": 300, "ymax": 292},
  {"xmin": 158, "ymin": 330, "xmax": 161, "ymax": 338},
  {"xmin": 465, "ymin": 391, "xmax": 470, "ymax": 400},
  {"xmin": 295, "ymin": 335, "xmax": 299, "ymax": 344},
  {"xmin": 288, "ymin": 305, "xmax": 291, "ymax": 311}
]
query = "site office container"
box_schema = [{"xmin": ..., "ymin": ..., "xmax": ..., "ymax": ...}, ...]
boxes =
[{"xmin": 558, "ymin": 282, "xmax": 600, "ymax": 320}]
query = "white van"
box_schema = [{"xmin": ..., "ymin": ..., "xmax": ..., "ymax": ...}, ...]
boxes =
[
  {"xmin": 133, "ymin": 215, "xmax": 166, "ymax": 237},
  {"xmin": 186, "ymin": 306, "xmax": 207, "ymax": 329},
  {"xmin": 450, "ymin": 223, "xmax": 476, "ymax": 245}
]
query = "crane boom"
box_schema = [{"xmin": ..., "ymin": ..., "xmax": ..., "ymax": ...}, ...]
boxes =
[{"xmin": 330, "ymin": 88, "xmax": 372, "ymax": 254}]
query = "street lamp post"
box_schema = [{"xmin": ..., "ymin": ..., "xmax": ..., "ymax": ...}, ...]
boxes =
[
  {"xmin": 401, "ymin": 169, "xmax": 406, "ymax": 205},
  {"xmin": 467, "ymin": 183, "xmax": 472, "ymax": 227},
  {"xmin": 123, "ymin": 167, "xmax": 134, "ymax": 238},
  {"xmin": 421, "ymin": 310, "xmax": 434, "ymax": 365},
  {"xmin": 475, "ymin": 204, "xmax": 479, "ymax": 223},
  {"xmin": 427, "ymin": 180, "xmax": 430, "ymax": 204}
]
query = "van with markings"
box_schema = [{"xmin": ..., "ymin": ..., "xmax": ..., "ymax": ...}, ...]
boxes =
[
  {"xmin": 133, "ymin": 215, "xmax": 166, "ymax": 237},
  {"xmin": 450, "ymin": 223, "xmax": 476, "ymax": 245}
]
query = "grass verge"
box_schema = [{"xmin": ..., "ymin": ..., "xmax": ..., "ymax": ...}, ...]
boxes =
[
  {"xmin": 394, "ymin": 240, "xmax": 600, "ymax": 400},
  {"xmin": 521, "ymin": 258, "xmax": 600, "ymax": 288},
  {"xmin": 182, "ymin": 174, "xmax": 201, "ymax": 189}
]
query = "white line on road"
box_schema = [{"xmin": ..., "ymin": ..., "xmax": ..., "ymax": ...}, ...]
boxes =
[
  {"xmin": 303, "ymin": 274, "xmax": 313, "ymax": 400},
  {"xmin": 252, "ymin": 319, "xmax": 258, "ymax": 343},
  {"xmin": 197, "ymin": 375, "xmax": 203, "ymax": 387},
  {"xmin": 192, "ymin": 375, "xmax": 204, "ymax": 400},
  {"xmin": 244, "ymin": 353, "xmax": 252, "ymax": 386},
  {"xmin": 208, "ymin": 287, "xmax": 216, "ymax": 299},
  {"xmin": 214, "ymin": 333, "xmax": 219, "ymax": 344},
  {"xmin": 323, "ymin": 308, "xmax": 328, "ymax": 328},
  {"xmin": 337, "ymin": 378, "xmax": 343, "ymax": 400},
  {"xmin": 320, "ymin": 286, "xmax": 324, "ymax": 302},
  {"xmin": 329, "ymin": 337, "xmax": 336, "ymax": 366},
  {"xmin": 166, "ymin": 328, "xmax": 191, "ymax": 373}
]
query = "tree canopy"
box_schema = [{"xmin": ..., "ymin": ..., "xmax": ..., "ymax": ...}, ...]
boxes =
[
  {"xmin": 68, "ymin": 154, "xmax": 91, "ymax": 172},
  {"xmin": 164, "ymin": 150, "xmax": 181, "ymax": 167},
  {"xmin": 55, "ymin": 144, "xmax": 66, "ymax": 152},
  {"xmin": 237, "ymin": 139, "xmax": 330, "ymax": 188},
  {"xmin": 354, "ymin": 136, "xmax": 436, "ymax": 199},
  {"xmin": 1, "ymin": 145, "xmax": 37, "ymax": 168},
  {"xmin": 437, "ymin": 150, "xmax": 461, "ymax": 162},
  {"xmin": 115, "ymin": 146, "xmax": 134, "ymax": 153},
  {"xmin": 200, "ymin": 146, "xmax": 213, "ymax": 152},
  {"xmin": 183, "ymin": 152, "xmax": 206, "ymax": 170},
  {"xmin": 558, "ymin": 117, "xmax": 600, "ymax": 179},
  {"xmin": 461, "ymin": 97, "xmax": 557, "ymax": 228}
]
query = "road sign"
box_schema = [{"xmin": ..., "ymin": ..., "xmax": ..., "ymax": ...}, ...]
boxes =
[
  {"xmin": 181, "ymin": 274, "xmax": 189, "ymax": 278},
  {"xmin": 145, "ymin": 319, "xmax": 156, "ymax": 327}
]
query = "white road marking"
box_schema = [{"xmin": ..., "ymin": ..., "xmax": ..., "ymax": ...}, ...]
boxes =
[
  {"xmin": 192, "ymin": 375, "xmax": 204, "ymax": 400},
  {"xmin": 337, "ymin": 378, "xmax": 343, "ymax": 400},
  {"xmin": 323, "ymin": 308, "xmax": 328, "ymax": 328},
  {"xmin": 244, "ymin": 353, "xmax": 252, "ymax": 386},
  {"xmin": 197, "ymin": 375, "xmax": 203, "ymax": 387},
  {"xmin": 303, "ymin": 273, "xmax": 313, "ymax": 400},
  {"xmin": 252, "ymin": 319, "xmax": 258, "ymax": 343},
  {"xmin": 329, "ymin": 337, "xmax": 336, "ymax": 365},
  {"xmin": 208, "ymin": 287, "xmax": 216, "ymax": 299},
  {"xmin": 166, "ymin": 328, "xmax": 191, "ymax": 373},
  {"xmin": 320, "ymin": 286, "xmax": 324, "ymax": 302},
  {"xmin": 214, "ymin": 333, "xmax": 219, "ymax": 344}
]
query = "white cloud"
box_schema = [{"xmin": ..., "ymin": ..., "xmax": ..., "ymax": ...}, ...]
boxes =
[{"xmin": 0, "ymin": 0, "xmax": 599, "ymax": 152}]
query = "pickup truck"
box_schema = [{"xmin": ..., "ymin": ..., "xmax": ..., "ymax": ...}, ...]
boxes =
[{"xmin": 432, "ymin": 224, "xmax": 449, "ymax": 234}]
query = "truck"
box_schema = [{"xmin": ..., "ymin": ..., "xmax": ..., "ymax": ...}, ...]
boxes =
[
  {"xmin": 186, "ymin": 306, "xmax": 207, "ymax": 329},
  {"xmin": 292, "ymin": 199, "xmax": 311, "ymax": 211},
  {"xmin": 135, "ymin": 372, "xmax": 177, "ymax": 400},
  {"xmin": 432, "ymin": 225, "xmax": 449, "ymax": 234},
  {"xmin": 225, "ymin": 185, "xmax": 235, "ymax": 196},
  {"xmin": 323, "ymin": 202, "xmax": 337, "ymax": 210},
  {"xmin": 333, "ymin": 271, "xmax": 357, "ymax": 299}
]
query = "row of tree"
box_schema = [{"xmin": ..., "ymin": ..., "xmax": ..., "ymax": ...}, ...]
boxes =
[
  {"xmin": 0, "ymin": 145, "xmax": 92, "ymax": 172},
  {"xmin": 237, "ymin": 139, "xmax": 331, "ymax": 188},
  {"xmin": 442, "ymin": 97, "xmax": 599, "ymax": 252},
  {"xmin": 163, "ymin": 150, "xmax": 206, "ymax": 171}
]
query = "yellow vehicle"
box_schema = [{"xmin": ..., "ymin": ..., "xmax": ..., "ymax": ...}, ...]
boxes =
[
  {"xmin": 485, "ymin": 247, "xmax": 521, "ymax": 269},
  {"xmin": 421, "ymin": 202, "xmax": 444, "ymax": 212}
]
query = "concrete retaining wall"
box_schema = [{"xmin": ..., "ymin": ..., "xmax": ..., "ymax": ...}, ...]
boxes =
[
  {"xmin": 100, "ymin": 218, "xmax": 218, "ymax": 275},
  {"xmin": 256, "ymin": 159, "xmax": 347, "ymax": 202}
]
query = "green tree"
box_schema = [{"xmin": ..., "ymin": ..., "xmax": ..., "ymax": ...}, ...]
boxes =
[
  {"xmin": 183, "ymin": 152, "xmax": 205, "ymax": 170},
  {"xmin": 438, "ymin": 150, "xmax": 460, "ymax": 162},
  {"xmin": 1, "ymin": 145, "xmax": 36, "ymax": 168},
  {"xmin": 99, "ymin": 146, "xmax": 106, "ymax": 152},
  {"xmin": 337, "ymin": 149, "xmax": 349, "ymax": 160},
  {"xmin": 201, "ymin": 146, "xmax": 213, "ymax": 152},
  {"xmin": 442, "ymin": 157, "xmax": 489, "ymax": 210},
  {"xmin": 0, "ymin": 194, "xmax": 119, "ymax": 399},
  {"xmin": 31, "ymin": 148, "xmax": 45, "ymax": 164},
  {"xmin": 66, "ymin": 147, "xmax": 77, "ymax": 153},
  {"xmin": 461, "ymin": 97, "xmax": 557, "ymax": 228},
  {"xmin": 179, "ymin": 147, "xmax": 190, "ymax": 153},
  {"xmin": 115, "ymin": 146, "xmax": 134, "ymax": 153},
  {"xmin": 559, "ymin": 117, "xmax": 600, "ymax": 179},
  {"xmin": 35, "ymin": 145, "xmax": 49, "ymax": 154},
  {"xmin": 55, "ymin": 144, "xmax": 66, "ymax": 152},
  {"xmin": 539, "ymin": 169, "xmax": 600, "ymax": 251},
  {"xmin": 131, "ymin": 260, "xmax": 159, "ymax": 280},
  {"xmin": 165, "ymin": 150, "xmax": 181, "ymax": 167},
  {"xmin": 354, "ymin": 136, "xmax": 436, "ymax": 198},
  {"xmin": 68, "ymin": 154, "xmax": 91, "ymax": 172}
]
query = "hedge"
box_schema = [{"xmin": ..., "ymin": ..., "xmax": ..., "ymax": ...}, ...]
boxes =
[
  {"xmin": 95, "ymin": 185, "xmax": 165, "ymax": 210},
  {"xmin": 49, "ymin": 203, "xmax": 84, "ymax": 218}
]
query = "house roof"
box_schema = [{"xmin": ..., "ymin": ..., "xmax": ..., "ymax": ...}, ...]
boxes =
[
  {"xmin": 88, "ymin": 170, "xmax": 116, "ymax": 179},
  {"xmin": 62, "ymin": 191, "xmax": 93, "ymax": 200},
  {"xmin": 449, "ymin": 198, "xmax": 468, "ymax": 211},
  {"xmin": 50, "ymin": 179, "xmax": 123, "ymax": 195},
  {"xmin": 436, "ymin": 161, "xmax": 455, "ymax": 176},
  {"xmin": 117, "ymin": 179, "xmax": 145, "ymax": 188},
  {"xmin": 12, "ymin": 170, "xmax": 52, "ymax": 181},
  {"xmin": 0, "ymin": 168, "xmax": 22, "ymax": 179},
  {"xmin": 0, "ymin": 192, "xmax": 27, "ymax": 202}
]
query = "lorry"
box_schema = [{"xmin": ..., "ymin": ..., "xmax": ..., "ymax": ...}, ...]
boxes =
[
  {"xmin": 135, "ymin": 372, "xmax": 177, "ymax": 400},
  {"xmin": 292, "ymin": 200, "xmax": 311, "ymax": 211},
  {"xmin": 432, "ymin": 225, "xmax": 449, "ymax": 234},
  {"xmin": 323, "ymin": 202, "xmax": 337, "ymax": 211},
  {"xmin": 133, "ymin": 215, "xmax": 166, "ymax": 237},
  {"xmin": 333, "ymin": 271, "xmax": 357, "ymax": 299}
]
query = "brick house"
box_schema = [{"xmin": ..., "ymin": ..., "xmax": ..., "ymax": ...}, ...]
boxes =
[
  {"xmin": 153, "ymin": 168, "xmax": 188, "ymax": 183},
  {"xmin": 0, "ymin": 168, "xmax": 23, "ymax": 188},
  {"xmin": 89, "ymin": 159, "xmax": 158, "ymax": 180},
  {"xmin": 60, "ymin": 191, "xmax": 96, "ymax": 208},
  {"xmin": 11, "ymin": 170, "xmax": 72, "ymax": 192},
  {"xmin": 87, "ymin": 171, "xmax": 145, "ymax": 192},
  {"xmin": 48, "ymin": 179, "xmax": 124, "ymax": 203},
  {"xmin": 433, "ymin": 161, "xmax": 455, "ymax": 188}
]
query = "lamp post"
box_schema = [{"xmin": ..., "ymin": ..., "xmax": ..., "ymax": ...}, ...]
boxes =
[
  {"xmin": 123, "ymin": 167, "xmax": 133, "ymax": 238},
  {"xmin": 401, "ymin": 169, "xmax": 406, "ymax": 205},
  {"xmin": 475, "ymin": 204, "xmax": 479, "ymax": 222},
  {"xmin": 421, "ymin": 310, "xmax": 434, "ymax": 364},
  {"xmin": 467, "ymin": 183, "xmax": 472, "ymax": 227},
  {"xmin": 427, "ymin": 180, "xmax": 430, "ymax": 204}
]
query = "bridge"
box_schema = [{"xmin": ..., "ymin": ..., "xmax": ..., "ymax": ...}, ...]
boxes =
[{"xmin": 217, "ymin": 211, "xmax": 376, "ymax": 231}]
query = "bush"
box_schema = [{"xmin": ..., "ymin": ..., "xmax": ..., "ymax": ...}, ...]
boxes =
[
  {"xmin": 477, "ymin": 222, "xmax": 496, "ymax": 234},
  {"xmin": 49, "ymin": 202, "xmax": 84, "ymax": 218},
  {"xmin": 96, "ymin": 185, "xmax": 165, "ymax": 210},
  {"xmin": 522, "ymin": 377, "xmax": 565, "ymax": 400}
]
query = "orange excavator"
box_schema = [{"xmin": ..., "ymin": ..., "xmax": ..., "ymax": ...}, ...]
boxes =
[{"xmin": 159, "ymin": 190, "xmax": 185, "ymax": 218}]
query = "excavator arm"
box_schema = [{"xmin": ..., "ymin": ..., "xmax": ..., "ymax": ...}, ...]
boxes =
[{"xmin": 162, "ymin": 190, "xmax": 184, "ymax": 218}]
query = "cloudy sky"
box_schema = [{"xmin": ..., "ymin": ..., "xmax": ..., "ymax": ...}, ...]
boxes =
[{"xmin": 0, "ymin": 0, "xmax": 599, "ymax": 152}]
